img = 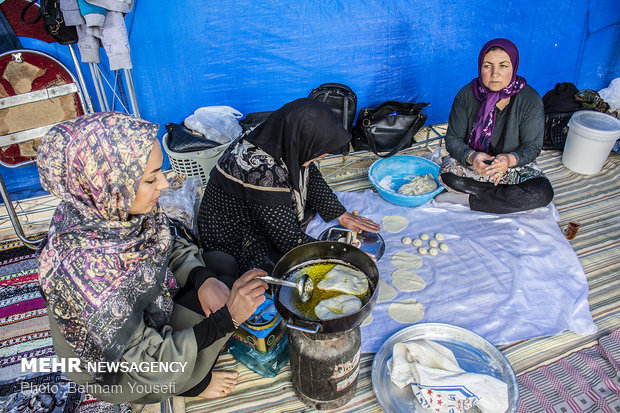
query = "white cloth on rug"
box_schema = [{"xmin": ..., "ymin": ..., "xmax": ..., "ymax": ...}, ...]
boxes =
[
  {"xmin": 305, "ymin": 190, "xmax": 597, "ymax": 353},
  {"xmin": 389, "ymin": 340, "xmax": 508, "ymax": 413}
]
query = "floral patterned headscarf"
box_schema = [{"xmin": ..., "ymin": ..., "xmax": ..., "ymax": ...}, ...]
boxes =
[{"xmin": 37, "ymin": 112, "xmax": 175, "ymax": 384}]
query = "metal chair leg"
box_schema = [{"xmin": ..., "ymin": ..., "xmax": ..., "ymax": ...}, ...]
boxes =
[
  {"xmin": 160, "ymin": 398, "xmax": 174, "ymax": 413},
  {"xmin": 0, "ymin": 172, "xmax": 41, "ymax": 249}
]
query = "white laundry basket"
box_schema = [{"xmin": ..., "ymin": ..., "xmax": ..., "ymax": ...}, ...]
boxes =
[{"xmin": 162, "ymin": 132, "xmax": 230, "ymax": 185}]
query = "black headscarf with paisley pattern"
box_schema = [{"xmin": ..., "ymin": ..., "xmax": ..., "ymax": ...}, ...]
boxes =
[
  {"xmin": 211, "ymin": 98, "xmax": 351, "ymax": 221},
  {"xmin": 37, "ymin": 112, "xmax": 176, "ymax": 384},
  {"xmin": 244, "ymin": 98, "xmax": 351, "ymax": 194}
]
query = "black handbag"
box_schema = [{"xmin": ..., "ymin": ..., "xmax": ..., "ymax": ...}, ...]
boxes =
[
  {"xmin": 309, "ymin": 83, "xmax": 357, "ymax": 154},
  {"xmin": 165, "ymin": 123, "xmax": 221, "ymax": 153},
  {"xmin": 21, "ymin": 0, "xmax": 78, "ymax": 45},
  {"xmin": 352, "ymin": 101, "xmax": 429, "ymax": 158}
]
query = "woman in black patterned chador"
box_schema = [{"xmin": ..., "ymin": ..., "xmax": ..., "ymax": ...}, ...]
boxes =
[{"xmin": 198, "ymin": 98, "xmax": 380, "ymax": 274}]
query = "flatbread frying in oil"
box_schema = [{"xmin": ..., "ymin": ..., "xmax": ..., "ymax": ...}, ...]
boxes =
[
  {"xmin": 317, "ymin": 264, "xmax": 369, "ymax": 295},
  {"xmin": 314, "ymin": 295, "xmax": 362, "ymax": 320}
]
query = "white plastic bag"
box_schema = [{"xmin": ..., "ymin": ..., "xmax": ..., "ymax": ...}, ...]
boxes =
[
  {"xmin": 159, "ymin": 176, "xmax": 204, "ymax": 235},
  {"xmin": 598, "ymin": 77, "xmax": 620, "ymax": 110},
  {"xmin": 184, "ymin": 106, "xmax": 243, "ymax": 145}
]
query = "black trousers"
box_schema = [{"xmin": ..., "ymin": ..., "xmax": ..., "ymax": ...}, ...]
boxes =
[{"xmin": 440, "ymin": 173, "xmax": 555, "ymax": 214}]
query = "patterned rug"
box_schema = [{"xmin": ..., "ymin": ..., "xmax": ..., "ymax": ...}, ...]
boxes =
[
  {"xmin": 517, "ymin": 329, "xmax": 620, "ymax": 412},
  {"xmin": 0, "ymin": 239, "xmax": 129, "ymax": 413}
]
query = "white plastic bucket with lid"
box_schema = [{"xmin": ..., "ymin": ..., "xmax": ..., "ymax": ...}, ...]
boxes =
[{"xmin": 562, "ymin": 111, "xmax": 620, "ymax": 174}]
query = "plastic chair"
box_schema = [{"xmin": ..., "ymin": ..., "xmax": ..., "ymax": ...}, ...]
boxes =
[{"xmin": 0, "ymin": 49, "xmax": 88, "ymax": 248}]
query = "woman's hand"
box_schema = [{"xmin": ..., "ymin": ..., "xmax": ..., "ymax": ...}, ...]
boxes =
[
  {"xmin": 197, "ymin": 278, "xmax": 231, "ymax": 317},
  {"xmin": 337, "ymin": 211, "xmax": 380, "ymax": 233},
  {"xmin": 226, "ymin": 269, "xmax": 268, "ymax": 324},
  {"xmin": 471, "ymin": 151, "xmax": 495, "ymax": 176},
  {"xmin": 484, "ymin": 153, "xmax": 516, "ymax": 186}
]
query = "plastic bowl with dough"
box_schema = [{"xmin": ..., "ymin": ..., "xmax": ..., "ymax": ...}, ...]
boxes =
[{"xmin": 368, "ymin": 155, "xmax": 444, "ymax": 207}]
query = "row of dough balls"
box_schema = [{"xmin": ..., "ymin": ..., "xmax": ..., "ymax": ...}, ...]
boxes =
[{"xmin": 401, "ymin": 232, "xmax": 448, "ymax": 256}]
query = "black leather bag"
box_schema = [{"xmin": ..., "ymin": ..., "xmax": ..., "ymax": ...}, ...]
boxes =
[
  {"xmin": 308, "ymin": 83, "xmax": 357, "ymax": 132},
  {"xmin": 21, "ymin": 0, "xmax": 78, "ymax": 45},
  {"xmin": 165, "ymin": 123, "xmax": 221, "ymax": 153},
  {"xmin": 352, "ymin": 101, "xmax": 429, "ymax": 157},
  {"xmin": 309, "ymin": 83, "xmax": 357, "ymax": 154}
]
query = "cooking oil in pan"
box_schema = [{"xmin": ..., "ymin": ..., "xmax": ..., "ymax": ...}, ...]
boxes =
[{"xmin": 287, "ymin": 260, "xmax": 371, "ymax": 319}]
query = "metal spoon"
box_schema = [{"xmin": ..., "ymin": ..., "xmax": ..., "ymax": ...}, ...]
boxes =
[{"xmin": 257, "ymin": 274, "xmax": 314, "ymax": 303}]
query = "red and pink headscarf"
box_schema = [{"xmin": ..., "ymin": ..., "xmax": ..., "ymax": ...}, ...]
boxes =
[{"xmin": 468, "ymin": 38, "xmax": 527, "ymax": 152}]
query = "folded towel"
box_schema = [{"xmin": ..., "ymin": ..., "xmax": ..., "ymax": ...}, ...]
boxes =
[{"xmin": 389, "ymin": 339, "xmax": 508, "ymax": 413}]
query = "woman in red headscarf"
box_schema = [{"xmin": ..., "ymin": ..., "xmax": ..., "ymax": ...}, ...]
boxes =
[{"xmin": 437, "ymin": 38, "xmax": 554, "ymax": 213}]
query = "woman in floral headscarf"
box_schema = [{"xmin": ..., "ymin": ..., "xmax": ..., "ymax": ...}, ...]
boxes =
[
  {"xmin": 436, "ymin": 38, "xmax": 554, "ymax": 213},
  {"xmin": 37, "ymin": 112, "xmax": 267, "ymax": 404}
]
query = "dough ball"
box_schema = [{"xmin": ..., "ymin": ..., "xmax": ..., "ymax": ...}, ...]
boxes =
[
  {"xmin": 392, "ymin": 269, "xmax": 426, "ymax": 292},
  {"xmin": 401, "ymin": 236, "xmax": 412, "ymax": 245},
  {"xmin": 391, "ymin": 251, "xmax": 423, "ymax": 270},
  {"xmin": 412, "ymin": 238, "xmax": 423, "ymax": 247},
  {"xmin": 361, "ymin": 312, "xmax": 373, "ymax": 326},
  {"xmin": 388, "ymin": 298, "xmax": 424, "ymax": 323},
  {"xmin": 377, "ymin": 280, "xmax": 398, "ymax": 302},
  {"xmin": 428, "ymin": 239, "xmax": 438, "ymax": 248},
  {"xmin": 435, "ymin": 233, "xmax": 444, "ymax": 241},
  {"xmin": 420, "ymin": 233, "xmax": 430, "ymax": 240},
  {"xmin": 317, "ymin": 264, "xmax": 368, "ymax": 295},
  {"xmin": 439, "ymin": 243, "xmax": 449, "ymax": 252},
  {"xmin": 382, "ymin": 215, "xmax": 409, "ymax": 233},
  {"xmin": 418, "ymin": 247, "xmax": 428, "ymax": 255},
  {"xmin": 429, "ymin": 248, "xmax": 439, "ymax": 256},
  {"xmin": 314, "ymin": 295, "xmax": 362, "ymax": 320}
]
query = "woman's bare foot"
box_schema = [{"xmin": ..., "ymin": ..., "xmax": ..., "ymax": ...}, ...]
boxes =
[{"xmin": 198, "ymin": 371, "xmax": 238, "ymax": 399}]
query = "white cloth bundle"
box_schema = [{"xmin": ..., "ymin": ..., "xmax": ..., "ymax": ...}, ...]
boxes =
[{"xmin": 389, "ymin": 339, "xmax": 509, "ymax": 413}]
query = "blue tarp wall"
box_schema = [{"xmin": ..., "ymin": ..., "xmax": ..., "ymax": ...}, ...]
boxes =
[{"xmin": 4, "ymin": 0, "xmax": 620, "ymax": 200}]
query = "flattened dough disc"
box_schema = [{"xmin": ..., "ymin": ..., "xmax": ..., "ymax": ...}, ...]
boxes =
[
  {"xmin": 388, "ymin": 298, "xmax": 424, "ymax": 323},
  {"xmin": 391, "ymin": 251, "xmax": 422, "ymax": 270},
  {"xmin": 377, "ymin": 279, "xmax": 398, "ymax": 302},
  {"xmin": 382, "ymin": 215, "xmax": 409, "ymax": 233},
  {"xmin": 391, "ymin": 269, "xmax": 426, "ymax": 292}
]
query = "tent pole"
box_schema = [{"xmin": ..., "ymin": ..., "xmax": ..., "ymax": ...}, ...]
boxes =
[
  {"xmin": 124, "ymin": 69, "xmax": 140, "ymax": 118},
  {"xmin": 89, "ymin": 63, "xmax": 109, "ymax": 112},
  {"xmin": 68, "ymin": 44, "xmax": 94, "ymax": 114}
]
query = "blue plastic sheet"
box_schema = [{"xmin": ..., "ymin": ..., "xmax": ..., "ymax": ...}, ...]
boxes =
[{"xmin": 6, "ymin": 0, "xmax": 620, "ymax": 198}]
